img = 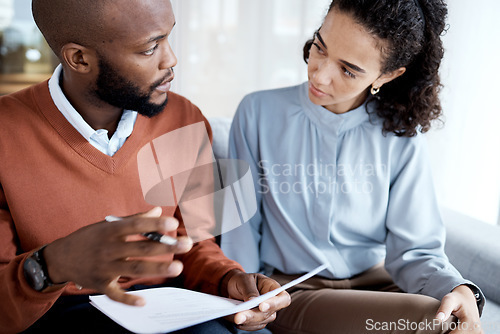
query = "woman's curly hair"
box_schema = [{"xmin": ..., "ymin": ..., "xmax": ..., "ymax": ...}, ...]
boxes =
[{"xmin": 303, "ymin": 0, "xmax": 448, "ymax": 137}]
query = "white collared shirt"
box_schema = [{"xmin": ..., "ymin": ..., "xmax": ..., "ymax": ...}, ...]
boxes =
[{"xmin": 48, "ymin": 64, "xmax": 138, "ymax": 156}]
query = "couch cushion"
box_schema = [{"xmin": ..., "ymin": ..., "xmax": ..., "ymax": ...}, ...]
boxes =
[
  {"xmin": 442, "ymin": 207, "xmax": 500, "ymax": 305},
  {"xmin": 480, "ymin": 300, "xmax": 500, "ymax": 333},
  {"xmin": 208, "ymin": 117, "xmax": 232, "ymax": 160}
]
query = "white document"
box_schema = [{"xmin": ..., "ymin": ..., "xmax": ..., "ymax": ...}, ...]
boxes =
[{"xmin": 90, "ymin": 264, "xmax": 327, "ymax": 334}]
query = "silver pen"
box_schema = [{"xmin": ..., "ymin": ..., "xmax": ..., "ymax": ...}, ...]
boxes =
[{"xmin": 105, "ymin": 215, "xmax": 178, "ymax": 246}]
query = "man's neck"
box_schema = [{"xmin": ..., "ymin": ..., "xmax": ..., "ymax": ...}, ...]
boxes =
[{"xmin": 60, "ymin": 74, "xmax": 122, "ymax": 136}]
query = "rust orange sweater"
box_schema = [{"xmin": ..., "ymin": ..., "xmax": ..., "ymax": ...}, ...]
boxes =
[{"xmin": 0, "ymin": 82, "xmax": 243, "ymax": 333}]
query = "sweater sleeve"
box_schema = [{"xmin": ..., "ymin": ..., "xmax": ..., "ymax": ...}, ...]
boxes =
[
  {"xmin": 220, "ymin": 95, "xmax": 264, "ymax": 273},
  {"xmin": 173, "ymin": 116, "xmax": 244, "ymax": 296},
  {"xmin": 384, "ymin": 136, "xmax": 484, "ymax": 308},
  {"xmin": 175, "ymin": 219, "xmax": 243, "ymax": 296},
  {"xmin": 0, "ymin": 187, "xmax": 64, "ymax": 333}
]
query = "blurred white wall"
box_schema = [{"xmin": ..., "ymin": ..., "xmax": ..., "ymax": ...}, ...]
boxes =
[
  {"xmin": 170, "ymin": 0, "xmax": 500, "ymax": 226},
  {"xmin": 3, "ymin": 0, "xmax": 499, "ymax": 225},
  {"xmin": 427, "ymin": 0, "xmax": 500, "ymax": 225},
  {"xmin": 170, "ymin": 0, "xmax": 331, "ymax": 117}
]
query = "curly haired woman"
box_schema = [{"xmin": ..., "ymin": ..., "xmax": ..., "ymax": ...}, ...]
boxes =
[{"xmin": 222, "ymin": 0, "xmax": 485, "ymax": 333}]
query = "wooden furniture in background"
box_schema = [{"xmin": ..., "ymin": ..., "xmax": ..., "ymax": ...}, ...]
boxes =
[{"xmin": 0, "ymin": 73, "xmax": 51, "ymax": 95}]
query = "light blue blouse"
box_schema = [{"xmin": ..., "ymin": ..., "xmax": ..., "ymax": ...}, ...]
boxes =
[{"xmin": 221, "ymin": 82, "xmax": 475, "ymax": 301}]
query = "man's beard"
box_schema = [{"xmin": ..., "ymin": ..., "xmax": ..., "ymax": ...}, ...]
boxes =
[{"xmin": 95, "ymin": 56, "xmax": 172, "ymax": 118}]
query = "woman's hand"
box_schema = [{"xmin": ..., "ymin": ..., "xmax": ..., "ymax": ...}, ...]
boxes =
[
  {"xmin": 436, "ymin": 285, "xmax": 483, "ymax": 333},
  {"xmin": 222, "ymin": 270, "xmax": 291, "ymax": 331}
]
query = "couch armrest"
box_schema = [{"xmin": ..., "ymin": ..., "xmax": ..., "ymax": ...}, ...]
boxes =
[{"xmin": 443, "ymin": 207, "xmax": 500, "ymax": 304}]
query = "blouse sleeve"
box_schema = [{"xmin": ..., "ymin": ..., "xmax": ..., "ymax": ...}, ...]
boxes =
[
  {"xmin": 220, "ymin": 95, "xmax": 264, "ymax": 273},
  {"xmin": 384, "ymin": 135, "xmax": 484, "ymax": 311}
]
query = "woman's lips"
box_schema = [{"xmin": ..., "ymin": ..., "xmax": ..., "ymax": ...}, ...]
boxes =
[{"xmin": 309, "ymin": 82, "xmax": 329, "ymax": 98}]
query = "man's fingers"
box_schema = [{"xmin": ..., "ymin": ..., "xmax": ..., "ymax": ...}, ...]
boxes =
[
  {"xmin": 233, "ymin": 310, "xmax": 255, "ymax": 325},
  {"xmin": 105, "ymin": 215, "xmax": 180, "ymax": 238},
  {"xmin": 140, "ymin": 206, "xmax": 163, "ymax": 218},
  {"xmin": 234, "ymin": 273, "xmax": 260, "ymax": 301},
  {"xmin": 98, "ymin": 261, "xmax": 183, "ymax": 307},
  {"xmin": 103, "ymin": 206, "xmax": 180, "ymax": 237},
  {"xmin": 113, "ymin": 259, "xmax": 184, "ymax": 278},
  {"xmin": 256, "ymin": 273, "xmax": 280, "ymax": 291},
  {"xmin": 121, "ymin": 206, "xmax": 163, "ymax": 219},
  {"xmin": 259, "ymin": 291, "xmax": 291, "ymax": 313},
  {"xmin": 254, "ymin": 275, "xmax": 291, "ymax": 313},
  {"xmin": 110, "ymin": 237, "xmax": 192, "ymax": 258},
  {"xmin": 237, "ymin": 323, "xmax": 270, "ymax": 332},
  {"xmin": 234, "ymin": 309, "xmax": 277, "ymax": 327},
  {"xmin": 235, "ymin": 292, "xmax": 289, "ymax": 326},
  {"xmin": 233, "ymin": 312, "xmax": 246, "ymax": 325},
  {"xmin": 226, "ymin": 273, "xmax": 290, "ymax": 329},
  {"xmin": 103, "ymin": 279, "xmax": 146, "ymax": 307}
]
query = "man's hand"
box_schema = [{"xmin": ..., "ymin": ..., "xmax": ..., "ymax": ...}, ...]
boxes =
[
  {"xmin": 42, "ymin": 207, "xmax": 193, "ymax": 306},
  {"xmin": 435, "ymin": 285, "xmax": 483, "ymax": 333},
  {"xmin": 222, "ymin": 270, "xmax": 291, "ymax": 331}
]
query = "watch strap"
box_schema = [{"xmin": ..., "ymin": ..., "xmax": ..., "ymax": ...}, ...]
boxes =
[
  {"xmin": 23, "ymin": 245, "xmax": 55, "ymax": 291},
  {"xmin": 464, "ymin": 283, "xmax": 485, "ymax": 316}
]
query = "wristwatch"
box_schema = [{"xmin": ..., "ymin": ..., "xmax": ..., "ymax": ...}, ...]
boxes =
[
  {"xmin": 465, "ymin": 284, "xmax": 485, "ymax": 315},
  {"xmin": 23, "ymin": 245, "xmax": 54, "ymax": 291}
]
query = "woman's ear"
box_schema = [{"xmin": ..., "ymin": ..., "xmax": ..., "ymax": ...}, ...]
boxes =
[
  {"xmin": 373, "ymin": 67, "xmax": 406, "ymax": 89},
  {"xmin": 60, "ymin": 43, "xmax": 97, "ymax": 74}
]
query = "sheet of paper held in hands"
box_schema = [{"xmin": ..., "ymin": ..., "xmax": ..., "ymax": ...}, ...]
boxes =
[{"xmin": 89, "ymin": 264, "xmax": 328, "ymax": 334}]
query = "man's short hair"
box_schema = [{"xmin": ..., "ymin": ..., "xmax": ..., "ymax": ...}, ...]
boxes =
[{"xmin": 32, "ymin": 0, "xmax": 109, "ymax": 58}]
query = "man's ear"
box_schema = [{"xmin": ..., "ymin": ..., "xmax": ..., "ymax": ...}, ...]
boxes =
[
  {"xmin": 373, "ymin": 67, "xmax": 406, "ymax": 90},
  {"xmin": 60, "ymin": 43, "xmax": 97, "ymax": 74}
]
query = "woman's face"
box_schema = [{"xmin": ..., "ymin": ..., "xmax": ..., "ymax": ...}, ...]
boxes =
[{"xmin": 307, "ymin": 9, "xmax": 400, "ymax": 114}]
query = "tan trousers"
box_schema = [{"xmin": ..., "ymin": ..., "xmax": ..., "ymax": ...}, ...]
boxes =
[{"xmin": 267, "ymin": 263, "xmax": 458, "ymax": 334}]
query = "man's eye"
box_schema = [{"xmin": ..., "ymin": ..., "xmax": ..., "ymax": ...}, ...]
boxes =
[{"xmin": 143, "ymin": 44, "xmax": 159, "ymax": 56}]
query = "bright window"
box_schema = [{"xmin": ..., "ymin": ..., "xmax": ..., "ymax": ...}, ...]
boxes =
[{"xmin": 169, "ymin": 0, "xmax": 331, "ymax": 117}]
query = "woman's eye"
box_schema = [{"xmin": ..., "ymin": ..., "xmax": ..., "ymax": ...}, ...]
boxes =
[
  {"xmin": 342, "ymin": 66, "xmax": 356, "ymax": 79},
  {"xmin": 143, "ymin": 44, "xmax": 159, "ymax": 56},
  {"xmin": 312, "ymin": 42, "xmax": 325, "ymax": 55}
]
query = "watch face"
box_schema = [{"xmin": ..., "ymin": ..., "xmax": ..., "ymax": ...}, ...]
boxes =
[{"xmin": 23, "ymin": 257, "xmax": 46, "ymax": 291}]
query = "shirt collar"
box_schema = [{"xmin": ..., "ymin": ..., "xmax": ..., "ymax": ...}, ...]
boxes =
[{"xmin": 48, "ymin": 64, "xmax": 138, "ymax": 156}]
